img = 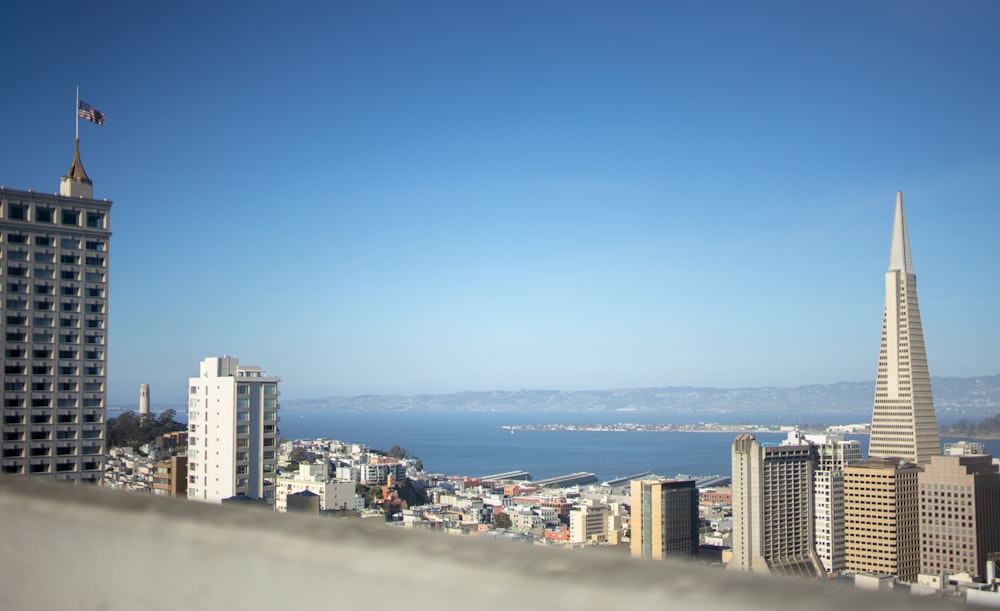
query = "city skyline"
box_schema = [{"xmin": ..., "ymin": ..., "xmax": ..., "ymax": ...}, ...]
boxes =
[{"xmin": 2, "ymin": 2, "xmax": 999, "ymax": 405}]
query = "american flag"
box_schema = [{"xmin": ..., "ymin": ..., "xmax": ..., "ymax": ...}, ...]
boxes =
[{"xmin": 78, "ymin": 100, "xmax": 105, "ymax": 126}]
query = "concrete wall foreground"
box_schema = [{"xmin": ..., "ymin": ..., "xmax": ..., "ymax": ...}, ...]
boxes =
[{"xmin": 0, "ymin": 476, "xmax": 958, "ymax": 611}]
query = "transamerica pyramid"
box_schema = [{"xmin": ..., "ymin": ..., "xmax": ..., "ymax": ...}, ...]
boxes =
[{"xmin": 868, "ymin": 192, "xmax": 940, "ymax": 464}]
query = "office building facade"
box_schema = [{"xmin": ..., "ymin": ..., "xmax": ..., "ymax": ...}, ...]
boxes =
[
  {"xmin": 844, "ymin": 458, "xmax": 921, "ymax": 581},
  {"xmin": 868, "ymin": 192, "xmax": 940, "ymax": 465},
  {"xmin": 1, "ymin": 140, "xmax": 110, "ymax": 482},
  {"xmin": 730, "ymin": 435, "xmax": 823, "ymax": 577},
  {"xmin": 791, "ymin": 433, "xmax": 861, "ymax": 574},
  {"xmin": 569, "ymin": 499, "xmax": 612, "ymax": 545},
  {"xmin": 186, "ymin": 356, "xmax": 279, "ymax": 504},
  {"xmin": 919, "ymin": 454, "xmax": 1000, "ymax": 580},
  {"xmin": 630, "ymin": 478, "xmax": 699, "ymax": 560},
  {"xmin": 152, "ymin": 455, "xmax": 188, "ymax": 497}
]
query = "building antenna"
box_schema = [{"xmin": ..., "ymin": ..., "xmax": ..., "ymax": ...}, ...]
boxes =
[{"xmin": 75, "ymin": 85, "xmax": 80, "ymax": 140}]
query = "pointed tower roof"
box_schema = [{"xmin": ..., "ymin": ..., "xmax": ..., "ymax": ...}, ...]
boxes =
[
  {"xmin": 887, "ymin": 191, "xmax": 914, "ymax": 273},
  {"xmin": 64, "ymin": 138, "xmax": 93, "ymax": 185}
]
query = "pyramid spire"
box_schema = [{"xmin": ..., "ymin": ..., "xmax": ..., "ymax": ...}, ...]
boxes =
[
  {"xmin": 60, "ymin": 138, "xmax": 94, "ymax": 199},
  {"xmin": 887, "ymin": 191, "xmax": 913, "ymax": 273},
  {"xmin": 869, "ymin": 191, "xmax": 940, "ymax": 465}
]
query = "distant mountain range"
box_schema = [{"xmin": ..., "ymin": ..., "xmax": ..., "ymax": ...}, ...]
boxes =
[{"xmin": 282, "ymin": 374, "xmax": 1000, "ymax": 418}]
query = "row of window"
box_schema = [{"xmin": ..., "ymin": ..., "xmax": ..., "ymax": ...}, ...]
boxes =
[
  {"xmin": 3, "ymin": 236, "xmax": 106, "ymax": 250},
  {"xmin": 5, "ymin": 332, "xmax": 105, "ymax": 344},
  {"xmin": 5, "ymin": 257, "xmax": 105, "ymax": 273},
  {"xmin": 4, "ymin": 397, "xmax": 104, "ymax": 407},
  {"xmin": 3, "ymin": 251, "xmax": 107, "ymax": 265},
  {"xmin": 0, "ymin": 462, "xmax": 103, "ymax": 474},
  {"xmin": 2, "ymin": 205, "xmax": 105, "ymax": 228},
  {"xmin": 5, "ymin": 267, "xmax": 105, "ymax": 280}
]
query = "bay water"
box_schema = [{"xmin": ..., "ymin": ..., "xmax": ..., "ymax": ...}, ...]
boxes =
[{"xmin": 275, "ymin": 410, "xmax": 1000, "ymax": 482}]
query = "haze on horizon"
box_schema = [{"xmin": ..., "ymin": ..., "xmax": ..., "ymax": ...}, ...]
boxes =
[{"xmin": 2, "ymin": 2, "xmax": 998, "ymax": 406}]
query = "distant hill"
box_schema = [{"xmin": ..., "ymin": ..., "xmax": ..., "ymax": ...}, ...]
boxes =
[{"xmin": 283, "ymin": 374, "xmax": 1000, "ymax": 418}]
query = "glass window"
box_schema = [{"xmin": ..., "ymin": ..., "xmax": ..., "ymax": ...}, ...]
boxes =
[
  {"xmin": 36, "ymin": 208, "xmax": 53, "ymax": 223},
  {"xmin": 61, "ymin": 210, "xmax": 79, "ymax": 226},
  {"xmin": 8, "ymin": 205, "xmax": 27, "ymax": 220}
]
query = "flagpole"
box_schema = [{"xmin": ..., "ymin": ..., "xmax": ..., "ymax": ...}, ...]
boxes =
[{"xmin": 75, "ymin": 86, "xmax": 79, "ymax": 140}]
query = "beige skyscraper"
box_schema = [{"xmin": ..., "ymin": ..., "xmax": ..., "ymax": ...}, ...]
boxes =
[
  {"xmin": 919, "ymin": 454, "xmax": 1000, "ymax": 580},
  {"xmin": 844, "ymin": 458, "xmax": 921, "ymax": 582},
  {"xmin": 1, "ymin": 140, "xmax": 111, "ymax": 482},
  {"xmin": 868, "ymin": 192, "xmax": 940, "ymax": 465}
]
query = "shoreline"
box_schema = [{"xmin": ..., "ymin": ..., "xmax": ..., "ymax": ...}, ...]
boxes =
[
  {"xmin": 501, "ymin": 424, "xmax": 868, "ymax": 435},
  {"xmin": 504, "ymin": 423, "xmax": 1000, "ymax": 440}
]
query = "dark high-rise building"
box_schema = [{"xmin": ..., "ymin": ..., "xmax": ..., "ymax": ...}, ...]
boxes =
[{"xmin": 630, "ymin": 478, "xmax": 699, "ymax": 560}]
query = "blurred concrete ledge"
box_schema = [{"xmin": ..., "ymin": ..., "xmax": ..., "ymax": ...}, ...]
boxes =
[{"xmin": 0, "ymin": 476, "xmax": 955, "ymax": 611}]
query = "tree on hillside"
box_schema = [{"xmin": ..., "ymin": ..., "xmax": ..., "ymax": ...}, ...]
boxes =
[
  {"xmin": 493, "ymin": 512, "xmax": 512, "ymax": 530},
  {"xmin": 388, "ymin": 445, "xmax": 409, "ymax": 459},
  {"xmin": 106, "ymin": 410, "xmax": 185, "ymax": 448},
  {"xmin": 943, "ymin": 412, "xmax": 1000, "ymax": 437}
]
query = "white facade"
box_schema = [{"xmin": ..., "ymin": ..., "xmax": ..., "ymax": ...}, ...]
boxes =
[
  {"xmin": 138, "ymin": 383, "xmax": 150, "ymax": 416},
  {"xmin": 360, "ymin": 462, "xmax": 405, "ymax": 485},
  {"xmin": 509, "ymin": 507, "xmax": 545, "ymax": 533},
  {"xmin": 186, "ymin": 357, "xmax": 279, "ymax": 504},
  {"xmin": 274, "ymin": 463, "xmax": 355, "ymax": 513},
  {"xmin": 569, "ymin": 500, "xmax": 610, "ymax": 544},
  {"xmin": 0, "ymin": 142, "xmax": 111, "ymax": 483}
]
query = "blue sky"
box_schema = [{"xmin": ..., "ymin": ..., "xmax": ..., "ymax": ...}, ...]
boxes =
[{"xmin": 2, "ymin": 2, "xmax": 998, "ymax": 406}]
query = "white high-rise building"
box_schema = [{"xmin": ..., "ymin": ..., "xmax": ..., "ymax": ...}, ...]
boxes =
[
  {"xmin": 868, "ymin": 192, "xmax": 940, "ymax": 464},
  {"xmin": 1, "ymin": 139, "xmax": 111, "ymax": 482},
  {"xmin": 186, "ymin": 356, "xmax": 279, "ymax": 504}
]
